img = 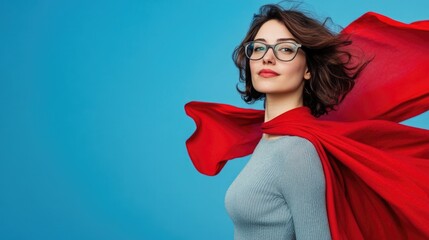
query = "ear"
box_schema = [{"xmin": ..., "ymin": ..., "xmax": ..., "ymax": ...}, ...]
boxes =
[{"xmin": 304, "ymin": 67, "xmax": 311, "ymax": 80}]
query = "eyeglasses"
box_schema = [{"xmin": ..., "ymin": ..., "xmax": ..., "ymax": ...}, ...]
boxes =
[{"xmin": 244, "ymin": 41, "xmax": 303, "ymax": 62}]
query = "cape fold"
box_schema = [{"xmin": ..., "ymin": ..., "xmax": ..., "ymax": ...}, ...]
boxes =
[{"xmin": 320, "ymin": 12, "xmax": 429, "ymax": 122}]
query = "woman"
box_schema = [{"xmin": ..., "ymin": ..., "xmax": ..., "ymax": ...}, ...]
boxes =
[
  {"xmin": 224, "ymin": 5, "xmax": 353, "ymax": 240},
  {"xmin": 185, "ymin": 4, "xmax": 429, "ymax": 240}
]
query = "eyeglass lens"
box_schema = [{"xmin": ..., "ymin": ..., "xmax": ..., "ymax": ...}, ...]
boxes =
[{"xmin": 245, "ymin": 41, "xmax": 299, "ymax": 61}]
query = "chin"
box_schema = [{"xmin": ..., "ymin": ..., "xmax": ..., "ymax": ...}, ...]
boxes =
[
  {"xmin": 253, "ymin": 87, "xmax": 274, "ymax": 94},
  {"xmin": 253, "ymin": 81, "xmax": 305, "ymax": 96},
  {"xmin": 253, "ymin": 84, "xmax": 287, "ymax": 94}
]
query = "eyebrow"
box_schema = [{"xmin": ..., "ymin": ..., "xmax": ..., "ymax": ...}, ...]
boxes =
[{"xmin": 253, "ymin": 38, "xmax": 298, "ymax": 42}]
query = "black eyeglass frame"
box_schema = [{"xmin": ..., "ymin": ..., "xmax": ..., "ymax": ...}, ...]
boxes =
[{"xmin": 243, "ymin": 41, "xmax": 303, "ymax": 62}]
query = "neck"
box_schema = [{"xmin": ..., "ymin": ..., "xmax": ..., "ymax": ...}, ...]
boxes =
[{"xmin": 264, "ymin": 93, "xmax": 303, "ymax": 123}]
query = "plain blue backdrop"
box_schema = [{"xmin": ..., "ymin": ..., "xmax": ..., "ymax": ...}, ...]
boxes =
[{"xmin": 1, "ymin": 0, "xmax": 428, "ymax": 239}]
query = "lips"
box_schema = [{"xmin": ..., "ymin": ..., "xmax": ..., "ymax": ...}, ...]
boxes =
[{"xmin": 258, "ymin": 69, "xmax": 279, "ymax": 78}]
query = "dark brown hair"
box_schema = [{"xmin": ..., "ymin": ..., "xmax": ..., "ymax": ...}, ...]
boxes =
[{"xmin": 233, "ymin": 4, "xmax": 369, "ymax": 117}]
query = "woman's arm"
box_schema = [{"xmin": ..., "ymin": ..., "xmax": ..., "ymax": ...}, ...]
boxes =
[{"xmin": 278, "ymin": 137, "xmax": 331, "ymax": 240}]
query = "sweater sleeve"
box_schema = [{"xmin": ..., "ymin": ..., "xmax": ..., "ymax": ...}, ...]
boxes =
[{"xmin": 277, "ymin": 137, "xmax": 332, "ymax": 240}]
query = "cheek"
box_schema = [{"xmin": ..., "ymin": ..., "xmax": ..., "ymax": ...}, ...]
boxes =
[
  {"xmin": 249, "ymin": 61, "xmax": 258, "ymax": 75},
  {"xmin": 283, "ymin": 61, "xmax": 307, "ymax": 78},
  {"xmin": 249, "ymin": 62, "xmax": 259, "ymax": 85}
]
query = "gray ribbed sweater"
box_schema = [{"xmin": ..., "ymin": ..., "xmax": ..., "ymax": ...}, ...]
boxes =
[{"xmin": 225, "ymin": 136, "xmax": 331, "ymax": 240}]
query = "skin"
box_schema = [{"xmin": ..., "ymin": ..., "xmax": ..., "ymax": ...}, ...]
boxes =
[{"xmin": 249, "ymin": 20, "xmax": 311, "ymax": 139}]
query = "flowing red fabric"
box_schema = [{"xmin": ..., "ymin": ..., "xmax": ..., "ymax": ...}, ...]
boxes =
[{"xmin": 184, "ymin": 12, "xmax": 429, "ymax": 240}]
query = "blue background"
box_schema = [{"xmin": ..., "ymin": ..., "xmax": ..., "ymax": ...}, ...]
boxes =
[{"xmin": 1, "ymin": 1, "xmax": 428, "ymax": 239}]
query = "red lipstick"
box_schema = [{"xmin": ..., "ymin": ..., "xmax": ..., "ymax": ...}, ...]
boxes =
[{"xmin": 258, "ymin": 69, "xmax": 279, "ymax": 78}]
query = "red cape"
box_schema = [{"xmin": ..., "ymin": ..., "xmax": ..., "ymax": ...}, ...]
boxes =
[{"xmin": 184, "ymin": 12, "xmax": 429, "ymax": 240}]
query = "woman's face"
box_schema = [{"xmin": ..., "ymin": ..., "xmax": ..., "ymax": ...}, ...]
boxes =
[{"xmin": 249, "ymin": 19, "xmax": 310, "ymax": 98}]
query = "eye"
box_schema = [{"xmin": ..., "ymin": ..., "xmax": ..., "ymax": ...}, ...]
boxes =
[
  {"xmin": 279, "ymin": 47, "xmax": 292, "ymax": 52},
  {"xmin": 253, "ymin": 44, "xmax": 266, "ymax": 52},
  {"xmin": 276, "ymin": 42, "xmax": 298, "ymax": 54}
]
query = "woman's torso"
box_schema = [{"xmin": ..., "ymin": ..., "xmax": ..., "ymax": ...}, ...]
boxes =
[{"xmin": 225, "ymin": 135, "xmax": 331, "ymax": 240}]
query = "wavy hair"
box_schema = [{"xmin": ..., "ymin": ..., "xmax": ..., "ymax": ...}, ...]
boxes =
[{"xmin": 233, "ymin": 4, "xmax": 369, "ymax": 117}]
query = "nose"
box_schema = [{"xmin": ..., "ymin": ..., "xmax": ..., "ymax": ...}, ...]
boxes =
[{"xmin": 262, "ymin": 47, "xmax": 276, "ymax": 64}]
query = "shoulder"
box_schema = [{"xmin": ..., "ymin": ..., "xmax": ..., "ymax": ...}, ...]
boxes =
[
  {"xmin": 284, "ymin": 136, "xmax": 316, "ymax": 149},
  {"xmin": 261, "ymin": 136, "xmax": 320, "ymax": 168},
  {"xmin": 270, "ymin": 136, "xmax": 326, "ymax": 196},
  {"xmin": 264, "ymin": 136, "xmax": 317, "ymax": 156}
]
